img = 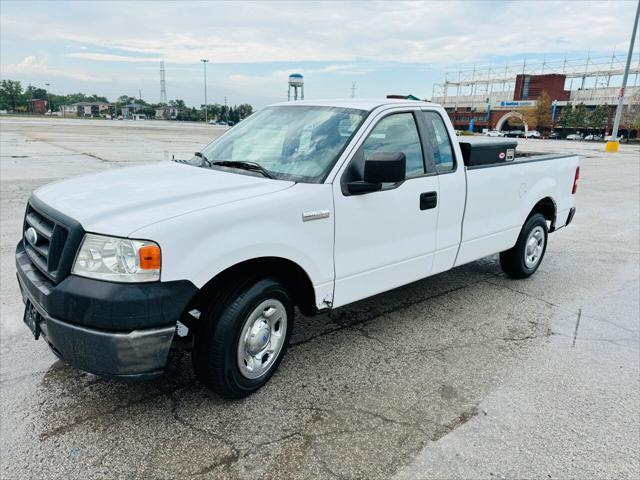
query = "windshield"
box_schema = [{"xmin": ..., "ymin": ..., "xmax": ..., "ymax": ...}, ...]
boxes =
[{"xmin": 197, "ymin": 106, "xmax": 367, "ymax": 183}]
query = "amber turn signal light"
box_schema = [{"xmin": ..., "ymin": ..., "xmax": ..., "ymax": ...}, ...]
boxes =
[{"xmin": 138, "ymin": 245, "xmax": 161, "ymax": 270}]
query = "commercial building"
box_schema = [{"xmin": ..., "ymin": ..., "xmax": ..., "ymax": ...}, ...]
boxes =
[
  {"xmin": 71, "ymin": 102, "xmax": 113, "ymax": 117},
  {"xmin": 27, "ymin": 99, "xmax": 47, "ymax": 114},
  {"xmin": 431, "ymin": 52, "xmax": 640, "ymax": 137}
]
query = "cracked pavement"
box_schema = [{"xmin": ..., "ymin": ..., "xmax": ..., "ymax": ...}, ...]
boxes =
[{"xmin": 1, "ymin": 117, "xmax": 638, "ymax": 479}]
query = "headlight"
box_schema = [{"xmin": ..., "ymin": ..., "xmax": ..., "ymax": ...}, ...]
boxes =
[{"xmin": 72, "ymin": 233, "xmax": 161, "ymax": 282}]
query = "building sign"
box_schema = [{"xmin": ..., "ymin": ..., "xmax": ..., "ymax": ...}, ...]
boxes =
[{"xmin": 493, "ymin": 100, "xmax": 537, "ymax": 109}]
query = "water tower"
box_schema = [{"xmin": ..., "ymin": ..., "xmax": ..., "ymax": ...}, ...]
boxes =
[{"xmin": 288, "ymin": 73, "xmax": 304, "ymax": 101}]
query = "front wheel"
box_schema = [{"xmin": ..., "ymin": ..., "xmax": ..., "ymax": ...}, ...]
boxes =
[
  {"xmin": 192, "ymin": 278, "xmax": 293, "ymax": 398},
  {"xmin": 500, "ymin": 213, "xmax": 548, "ymax": 278}
]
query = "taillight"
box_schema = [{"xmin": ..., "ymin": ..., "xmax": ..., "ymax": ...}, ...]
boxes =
[{"xmin": 572, "ymin": 166, "xmax": 580, "ymax": 194}]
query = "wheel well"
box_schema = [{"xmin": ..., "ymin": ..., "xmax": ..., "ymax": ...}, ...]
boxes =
[
  {"xmin": 529, "ymin": 197, "xmax": 556, "ymax": 231},
  {"xmin": 191, "ymin": 257, "xmax": 317, "ymax": 317}
]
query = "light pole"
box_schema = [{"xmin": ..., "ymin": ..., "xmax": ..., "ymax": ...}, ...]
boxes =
[
  {"xmin": 45, "ymin": 83, "xmax": 52, "ymax": 115},
  {"xmin": 606, "ymin": 0, "xmax": 640, "ymax": 152},
  {"xmin": 201, "ymin": 59, "xmax": 209, "ymax": 123}
]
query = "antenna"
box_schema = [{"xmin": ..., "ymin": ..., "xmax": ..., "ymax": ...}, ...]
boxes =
[
  {"xmin": 160, "ymin": 61, "xmax": 167, "ymax": 104},
  {"xmin": 351, "ymin": 81, "xmax": 356, "ymax": 98}
]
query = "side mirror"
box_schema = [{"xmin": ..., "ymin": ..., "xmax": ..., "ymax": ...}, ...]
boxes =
[
  {"xmin": 364, "ymin": 152, "xmax": 406, "ymax": 183},
  {"xmin": 347, "ymin": 152, "xmax": 406, "ymax": 195}
]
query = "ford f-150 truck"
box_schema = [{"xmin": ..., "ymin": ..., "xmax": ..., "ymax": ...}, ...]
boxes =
[{"xmin": 16, "ymin": 99, "xmax": 579, "ymax": 398}]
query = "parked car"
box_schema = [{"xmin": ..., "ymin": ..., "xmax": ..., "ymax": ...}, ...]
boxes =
[
  {"xmin": 605, "ymin": 135, "xmax": 627, "ymax": 143},
  {"xmin": 16, "ymin": 99, "xmax": 579, "ymax": 398},
  {"xmin": 485, "ymin": 130, "xmax": 506, "ymax": 137},
  {"xmin": 524, "ymin": 130, "xmax": 541, "ymax": 139},
  {"xmin": 505, "ymin": 130, "xmax": 524, "ymax": 138},
  {"xmin": 566, "ymin": 134, "xmax": 582, "ymax": 140},
  {"xmin": 584, "ymin": 133, "xmax": 602, "ymax": 142},
  {"xmin": 548, "ymin": 132, "xmax": 561, "ymax": 140}
]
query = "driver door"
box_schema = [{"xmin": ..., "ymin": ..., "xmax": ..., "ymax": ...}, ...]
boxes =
[{"xmin": 332, "ymin": 110, "xmax": 440, "ymax": 307}]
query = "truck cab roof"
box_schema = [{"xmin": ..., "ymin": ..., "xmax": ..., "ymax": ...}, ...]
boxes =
[{"xmin": 269, "ymin": 98, "xmax": 432, "ymax": 111}]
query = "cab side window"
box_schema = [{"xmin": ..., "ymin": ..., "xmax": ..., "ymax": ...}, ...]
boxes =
[
  {"xmin": 360, "ymin": 113, "xmax": 425, "ymax": 178},
  {"xmin": 422, "ymin": 111, "xmax": 455, "ymax": 173}
]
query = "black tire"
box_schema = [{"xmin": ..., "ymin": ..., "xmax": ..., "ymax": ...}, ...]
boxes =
[
  {"xmin": 192, "ymin": 277, "xmax": 293, "ymax": 399},
  {"xmin": 500, "ymin": 213, "xmax": 548, "ymax": 279}
]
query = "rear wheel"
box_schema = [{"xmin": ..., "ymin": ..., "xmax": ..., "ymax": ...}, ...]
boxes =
[
  {"xmin": 500, "ymin": 213, "xmax": 548, "ymax": 278},
  {"xmin": 192, "ymin": 278, "xmax": 293, "ymax": 398}
]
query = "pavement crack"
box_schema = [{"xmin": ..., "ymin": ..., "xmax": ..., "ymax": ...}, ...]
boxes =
[
  {"xmin": 501, "ymin": 332, "xmax": 550, "ymax": 342},
  {"xmin": 348, "ymin": 325, "xmax": 389, "ymax": 347},
  {"xmin": 572, "ymin": 308, "xmax": 582, "ymax": 347},
  {"xmin": 39, "ymin": 379, "xmax": 195, "ymax": 441},
  {"xmin": 485, "ymin": 278, "xmax": 561, "ymax": 309},
  {"xmin": 192, "ymin": 451, "xmax": 241, "ymax": 477},
  {"xmin": 39, "ymin": 390, "xmax": 172, "ymax": 441},
  {"xmin": 430, "ymin": 406, "xmax": 479, "ymax": 441}
]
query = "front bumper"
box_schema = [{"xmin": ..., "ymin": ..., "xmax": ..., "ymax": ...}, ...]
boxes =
[{"xmin": 16, "ymin": 242, "xmax": 198, "ymax": 379}]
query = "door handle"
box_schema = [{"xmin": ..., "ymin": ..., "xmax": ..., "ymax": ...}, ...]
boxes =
[{"xmin": 420, "ymin": 191, "xmax": 437, "ymax": 210}]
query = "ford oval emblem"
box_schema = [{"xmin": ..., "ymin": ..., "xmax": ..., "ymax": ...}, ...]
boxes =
[{"xmin": 25, "ymin": 227, "xmax": 38, "ymax": 245}]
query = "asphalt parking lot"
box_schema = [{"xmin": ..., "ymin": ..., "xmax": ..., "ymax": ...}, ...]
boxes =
[{"xmin": 1, "ymin": 116, "xmax": 638, "ymax": 479}]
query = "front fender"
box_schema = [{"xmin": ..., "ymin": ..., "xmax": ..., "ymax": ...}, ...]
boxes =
[{"xmin": 132, "ymin": 183, "xmax": 336, "ymax": 308}]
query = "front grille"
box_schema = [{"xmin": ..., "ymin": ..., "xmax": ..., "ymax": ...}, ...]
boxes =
[{"xmin": 23, "ymin": 203, "xmax": 70, "ymax": 282}]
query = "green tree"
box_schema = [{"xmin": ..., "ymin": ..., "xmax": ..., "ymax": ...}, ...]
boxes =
[
  {"xmin": 559, "ymin": 105, "xmax": 573, "ymax": 128},
  {"xmin": 237, "ymin": 103, "xmax": 253, "ymax": 119},
  {"xmin": 588, "ymin": 104, "xmax": 609, "ymax": 130},
  {"xmin": 0, "ymin": 79, "xmax": 24, "ymax": 111},
  {"xmin": 621, "ymin": 89, "xmax": 640, "ymax": 129},
  {"xmin": 534, "ymin": 91, "xmax": 552, "ymax": 130},
  {"xmin": 571, "ymin": 103, "xmax": 588, "ymax": 129},
  {"xmin": 26, "ymin": 85, "xmax": 48, "ymax": 100},
  {"xmin": 561, "ymin": 103, "xmax": 588, "ymax": 130}
]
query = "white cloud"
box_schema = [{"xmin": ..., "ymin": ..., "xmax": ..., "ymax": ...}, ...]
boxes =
[
  {"xmin": 2, "ymin": 1, "xmax": 636, "ymax": 67},
  {"xmin": 1, "ymin": 1, "xmax": 637, "ymax": 106},
  {"xmin": 66, "ymin": 53, "xmax": 162, "ymax": 63},
  {"xmin": 3, "ymin": 55, "xmax": 48, "ymax": 72},
  {"xmin": 2, "ymin": 55, "xmax": 99, "ymax": 81}
]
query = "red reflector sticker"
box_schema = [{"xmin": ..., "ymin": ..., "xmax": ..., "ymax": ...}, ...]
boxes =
[{"xmin": 499, "ymin": 152, "xmax": 506, "ymax": 159}]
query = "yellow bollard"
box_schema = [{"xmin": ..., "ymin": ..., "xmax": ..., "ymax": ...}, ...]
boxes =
[{"xmin": 605, "ymin": 141, "xmax": 619, "ymax": 152}]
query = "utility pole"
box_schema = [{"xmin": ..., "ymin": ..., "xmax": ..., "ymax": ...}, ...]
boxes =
[
  {"xmin": 45, "ymin": 83, "xmax": 52, "ymax": 115},
  {"xmin": 606, "ymin": 0, "xmax": 640, "ymax": 152},
  {"xmin": 351, "ymin": 81, "xmax": 356, "ymax": 98},
  {"xmin": 201, "ymin": 59, "xmax": 209, "ymax": 123}
]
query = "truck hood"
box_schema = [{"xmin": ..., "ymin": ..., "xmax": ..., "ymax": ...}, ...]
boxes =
[{"xmin": 33, "ymin": 162, "xmax": 294, "ymax": 237}]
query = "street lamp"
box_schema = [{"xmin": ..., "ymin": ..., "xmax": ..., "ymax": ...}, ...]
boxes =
[
  {"xmin": 201, "ymin": 59, "xmax": 209, "ymax": 124},
  {"xmin": 606, "ymin": 0, "xmax": 639, "ymax": 152},
  {"xmin": 45, "ymin": 83, "xmax": 52, "ymax": 115}
]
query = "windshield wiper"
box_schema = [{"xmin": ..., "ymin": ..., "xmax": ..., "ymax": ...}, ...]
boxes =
[
  {"xmin": 211, "ymin": 160, "xmax": 274, "ymax": 179},
  {"xmin": 194, "ymin": 151, "xmax": 212, "ymax": 168}
]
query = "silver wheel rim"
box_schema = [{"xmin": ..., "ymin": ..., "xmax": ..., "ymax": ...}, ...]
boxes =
[
  {"xmin": 237, "ymin": 299, "xmax": 287, "ymax": 380},
  {"xmin": 524, "ymin": 225, "xmax": 545, "ymax": 269}
]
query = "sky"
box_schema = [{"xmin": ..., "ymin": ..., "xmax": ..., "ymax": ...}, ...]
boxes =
[{"xmin": 1, "ymin": 0, "xmax": 638, "ymax": 108}]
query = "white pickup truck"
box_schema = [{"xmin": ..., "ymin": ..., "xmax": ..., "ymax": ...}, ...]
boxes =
[{"xmin": 16, "ymin": 99, "xmax": 579, "ymax": 398}]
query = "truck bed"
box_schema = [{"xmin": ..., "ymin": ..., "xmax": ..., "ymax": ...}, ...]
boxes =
[{"xmin": 454, "ymin": 151, "xmax": 579, "ymax": 266}]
